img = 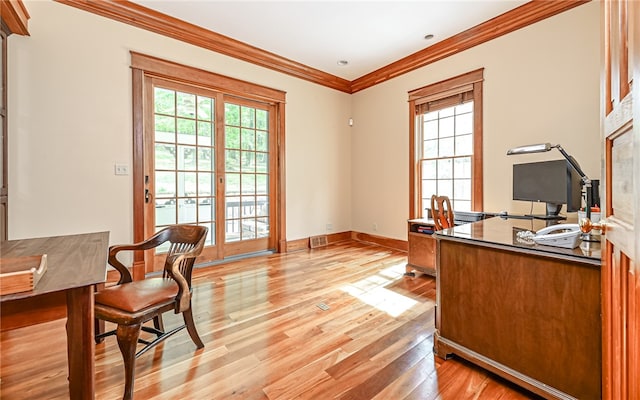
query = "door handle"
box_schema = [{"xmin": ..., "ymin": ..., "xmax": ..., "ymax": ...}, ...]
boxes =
[
  {"xmin": 145, "ymin": 189, "xmax": 151, "ymax": 204},
  {"xmin": 579, "ymin": 217, "xmax": 606, "ymax": 234}
]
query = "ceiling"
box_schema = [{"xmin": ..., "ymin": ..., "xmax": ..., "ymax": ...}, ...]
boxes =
[{"xmin": 132, "ymin": 1, "xmax": 529, "ymax": 81}]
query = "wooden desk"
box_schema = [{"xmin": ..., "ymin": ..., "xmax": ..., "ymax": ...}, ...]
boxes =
[
  {"xmin": 434, "ymin": 217, "xmax": 601, "ymax": 400},
  {"xmin": 406, "ymin": 218, "xmax": 437, "ymax": 276},
  {"xmin": 1, "ymin": 232, "xmax": 109, "ymax": 400}
]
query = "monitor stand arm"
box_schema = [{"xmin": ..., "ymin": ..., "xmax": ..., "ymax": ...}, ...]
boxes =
[
  {"xmin": 554, "ymin": 145, "xmax": 592, "ymax": 219},
  {"xmin": 546, "ymin": 203, "xmax": 562, "ymax": 217}
]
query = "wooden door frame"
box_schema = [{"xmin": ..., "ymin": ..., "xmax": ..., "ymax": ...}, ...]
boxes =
[
  {"xmin": 130, "ymin": 52, "xmax": 287, "ymax": 278},
  {"xmin": 600, "ymin": 0, "xmax": 639, "ymax": 397}
]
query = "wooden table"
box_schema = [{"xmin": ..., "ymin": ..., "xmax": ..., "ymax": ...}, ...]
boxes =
[
  {"xmin": 434, "ymin": 217, "xmax": 601, "ymax": 400},
  {"xmin": 0, "ymin": 232, "xmax": 109, "ymax": 400}
]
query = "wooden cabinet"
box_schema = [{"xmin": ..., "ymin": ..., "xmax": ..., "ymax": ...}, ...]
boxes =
[
  {"xmin": 435, "ymin": 217, "xmax": 602, "ymax": 400},
  {"xmin": 406, "ymin": 219, "xmax": 436, "ymax": 276}
]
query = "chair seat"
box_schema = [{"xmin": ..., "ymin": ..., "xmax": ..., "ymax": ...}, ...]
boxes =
[{"xmin": 95, "ymin": 278, "xmax": 178, "ymax": 313}]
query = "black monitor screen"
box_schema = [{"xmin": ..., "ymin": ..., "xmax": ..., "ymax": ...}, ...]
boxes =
[{"xmin": 512, "ymin": 159, "xmax": 581, "ymax": 212}]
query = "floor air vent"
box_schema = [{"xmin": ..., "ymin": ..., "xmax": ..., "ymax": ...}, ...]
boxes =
[{"xmin": 310, "ymin": 235, "xmax": 328, "ymax": 248}]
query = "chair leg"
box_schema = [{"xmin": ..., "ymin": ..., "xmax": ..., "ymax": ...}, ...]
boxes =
[
  {"xmin": 94, "ymin": 318, "xmax": 105, "ymax": 344},
  {"xmin": 183, "ymin": 308, "xmax": 204, "ymax": 349},
  {"xmin": 153, "ymin": 315, "xmax": 164, "ymax": 332},
  {"xmin": 116, "ymin": 323, "xmax": 142, "ymax": 400}
]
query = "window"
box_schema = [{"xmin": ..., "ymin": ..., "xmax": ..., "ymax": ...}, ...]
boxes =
[{"xmin": 409, "ymin": 69, "xmax": 484, "ymax": 218}]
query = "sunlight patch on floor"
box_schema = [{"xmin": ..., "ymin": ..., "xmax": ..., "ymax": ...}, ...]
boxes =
[{"xmin": 341, "ymin": 265, "xmax": 418, "ymax": 317}]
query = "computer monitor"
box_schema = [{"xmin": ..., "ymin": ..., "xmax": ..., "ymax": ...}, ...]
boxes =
[{"xmin": 512, "ymin": 159, "xmax": 582, "ymax": 219}]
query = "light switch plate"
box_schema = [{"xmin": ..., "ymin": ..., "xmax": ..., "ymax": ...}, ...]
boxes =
[{"xmin": 114, "ymin": 163, "xmax": 129, "ymax": 175}]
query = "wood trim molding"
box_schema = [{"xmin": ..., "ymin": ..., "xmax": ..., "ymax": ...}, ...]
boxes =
[
  {"xmin": 285, "ymin": 231, "xmax": 405, "ymax": 252},
  {"xmin": 350, "ymin": 0, "xmax": 588, "ymax": 93},
  {"xmin": 276, "ymin": 103, "xmax": 287, "ymax": 253},
  {"xmin": 131, "ymin": 67, "xmax": 145, "ymax": 281},
  {"xmin": 286, "ymin": 231, "xmax": 353, "ymax": 252},
  {"xmin": 472, "ymin": 80, "xmax": 484, "ymax": 211},
  {"xmin": 351, "ymin": 231, "xmax": 408, "ymax": 252},
  {"xmin": 408, "ymin": 69, "xmax": 484, "ymax": 100},
  {"xmin": 130, "ymin": 52, "xmax": 286, "ymax": 103},
  {"xmin": 55, "ymin": 0, "xmax": 586, "ymax": 94},
  {"xmin": 55, "ymin": 0, "xmax": 351, "ymax": 93},
  {"xmin": 0, "ymin": 0, "xmax": 30, "ymax": 36}
]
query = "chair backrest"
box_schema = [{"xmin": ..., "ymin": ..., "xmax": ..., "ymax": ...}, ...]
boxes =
[
  {"xmin": 431, "ymin": 195, "xmax": 455, "ymax": 230},
  {"xmin": 156, "ymin": 225, "xmax": 208, "ymax": 285}
]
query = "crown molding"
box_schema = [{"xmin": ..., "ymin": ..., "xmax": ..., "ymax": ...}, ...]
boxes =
[
  {"xmin": 1, "ymin": 0, "xmax": 30, "ymax": 35},
  {"xmin": 56, "ymin": 0, "xmax": 588, "ymax": 94},
  {"xmin": 55, "ymin": 0, "xmax": 352, "ymax": 93},
  {"xmin": 351, "ymin": 0, "xmax": 589, "ymax": 93}
]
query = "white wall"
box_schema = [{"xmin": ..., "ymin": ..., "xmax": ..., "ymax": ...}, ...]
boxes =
[
  {"xmin": 9, "ymin": 1, "xmax": 600, "ymax": 245},
  {"xmin": 8, "ymin": 0, "xmax": 352, "ymax": 243},
  {"xmin": 351, "ymin": 2, "xmax": 600, "ymax": 240}
]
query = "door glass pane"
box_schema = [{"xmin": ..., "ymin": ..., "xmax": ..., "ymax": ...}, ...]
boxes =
[
  {"xmin": 226, "ymin": 149, "xmax": 240, "ymax": 172},
  {"xmin": 177, "ymin": 172, "xmax": 197, "ymax": 197},
  {"xmin": 224, "ymin": 102, "xmax": 270, "ymax": 243},
  {"xmin": 154, "ymin": 88, "xmax": 175, "ymax": 114},
  {"xmin": 155, "ymin": 115, "xmax": 175, "ymax": 142},
  {"xmin": 155, "ymin": 199, "xmax": 176, "ymax": 226},
  {"xmin": 177, "ymin": 118, "xmax": 196, "ymax": 144},
  {"xmin": 199, "ymin": 198, "xmax": 214, "ymax": 222},
  {"xmin": 178, "ymin": 198, "xmax": 197, "ymax": 223},
  {"xmin": 178, "ymin": 145, "xmax": 197, "ymax": 170},
  {"xmin": 197, "ymin": 121, "xmax": 212, "ymax": 146},
  {"xmin": 156, "ymin": 171, "xmax": 176, "ymax": 198},
  {"xmin": 198, "ymin": 148, "xmax": 213, "ymax": 171},
  {"xmin": 176, "ymin": 92, "xmax": 196, "ymax": 118},
  {"xmin": 241, "ymin": 151, "xmax": 256, "ymax": 173},
  {"xmin": 256, "ymin": 152, "xmax": 268, "ymax": 173},
  {"xmin": 256, "ymin": 196, "xmax": 268, "ymax": 217},
  {"xmin": 256, "ymin": 132, "xmax": 268, "ymax": 152},
  {"xmin": 257, "ymin": 217, "xmax": 269, "ymax": 238},
  {"xmin": 153, "ymin": 86, "xmax": 216, "ymax": 239},
  {"xmin": 198, "ymin": 172, "xmax": 213, "ymax": 196}
]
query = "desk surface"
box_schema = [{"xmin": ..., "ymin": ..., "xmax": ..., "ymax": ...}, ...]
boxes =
[
  {"xmin": 0, "ymin": 231, "xmax": 109, "ymax": 301},
  {"xmin": 434, "ymin": 216, "xmax": 601, "ymax": 265}
]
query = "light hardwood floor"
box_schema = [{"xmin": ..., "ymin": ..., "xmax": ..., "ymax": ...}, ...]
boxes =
[{"xmin": 1, "ymin": 240, "xmax": 540, "ymax": 399}]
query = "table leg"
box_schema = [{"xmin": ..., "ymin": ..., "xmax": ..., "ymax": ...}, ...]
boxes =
[{"xmin": 66, "ymin": 286, "xmax": 95, "ymax": 400}]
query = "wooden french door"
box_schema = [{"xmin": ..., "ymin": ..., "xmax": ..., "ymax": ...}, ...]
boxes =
[
  {"xmin": 142, "ymin": 77, "xmax": 278, "ymax": 272},
  {"xmin": 600, "ymin": 0, "xmax": 639, "ymax": 398},
  {"xmin": 130, "ymin": 53, "xmax": 286, "ymax": 277}
]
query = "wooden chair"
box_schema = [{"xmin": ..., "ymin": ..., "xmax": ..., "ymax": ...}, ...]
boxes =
[
  {"xmin": 94, "ymin": 224, "xmax": 208, "ymax": 400},
  {"xmin": 431, "ymin": 195, "xmax": 455, "ymax": 230}
]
